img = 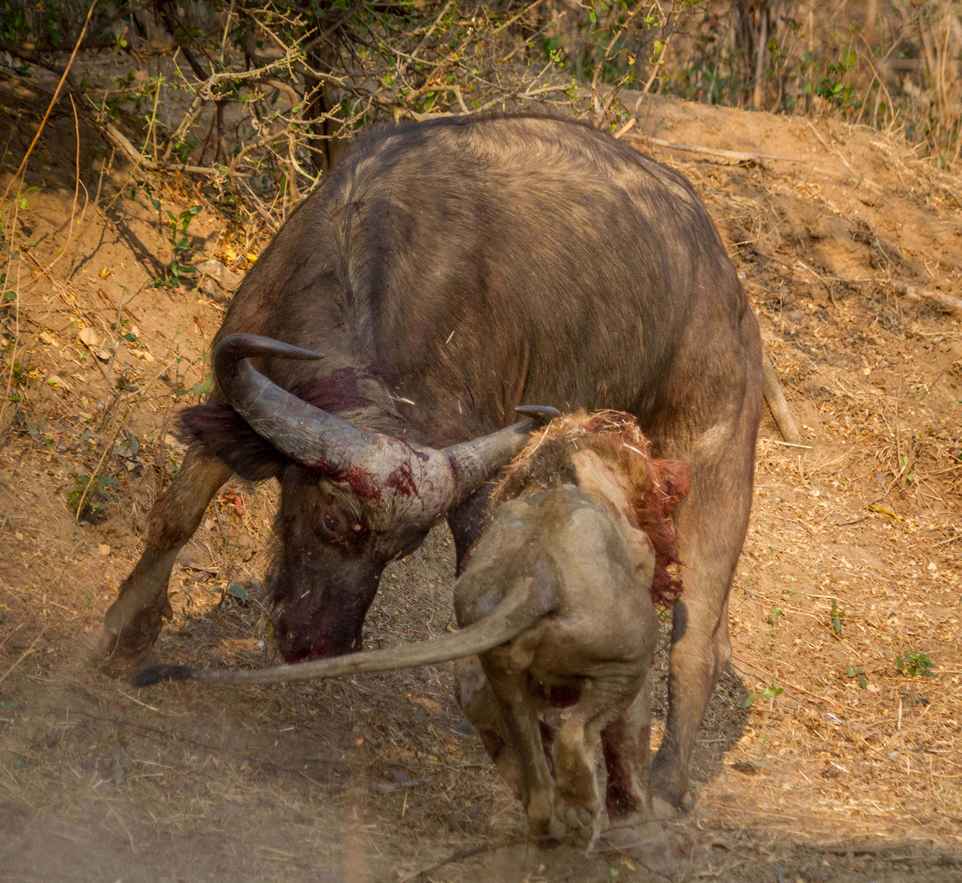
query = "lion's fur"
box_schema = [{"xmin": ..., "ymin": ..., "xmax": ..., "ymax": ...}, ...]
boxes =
[{"xmin": 492, "ymin": 410, "xmax": 690, "ymax": 606}]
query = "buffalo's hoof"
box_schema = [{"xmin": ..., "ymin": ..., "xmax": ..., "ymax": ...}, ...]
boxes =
[{"xmin": 95, "ymin": 598, "xmax": 170, "ymax": 669}]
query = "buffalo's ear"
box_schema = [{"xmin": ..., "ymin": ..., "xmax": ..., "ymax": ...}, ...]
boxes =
[{"xmin": 179, "ymin": 402, "xmax": 286, "ymax": 481}]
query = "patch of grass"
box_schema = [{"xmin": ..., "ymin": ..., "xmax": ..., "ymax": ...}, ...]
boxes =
[
  {"xmin": 741, "ymin": 682, "xmax": 784, "ymax": 709},
  {"xmin": 154, "ymin": 205, "xmax": 203, "ymax": 289},
  {"xmin": 66, "ymin": 473, "xmax": 118, "ymax": 524},
  {"xmin": 896, "ymin": 652, "xmax": 935, "ymax": 678},
  {"xmin": 845, "ymin": 665, "xmax": 868, "ymax": 689}
]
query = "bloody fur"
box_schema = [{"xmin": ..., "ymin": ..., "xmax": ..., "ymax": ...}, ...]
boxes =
[{"xmin": 493, "ymin": 410, "xmax": 689, "ymax": 606}]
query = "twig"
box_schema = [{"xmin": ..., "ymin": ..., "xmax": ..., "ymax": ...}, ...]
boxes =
[
  {"xmin": 100, "ymin": 121, "xmax": 219, "ymax": 177},
  {"xmin": 613, "ymin": 117, "xmax": 637, "ymax": 139},
  {"xmin": 117, "ymin": 690, "xmax": 161, "ymax": 713},
  {"xmin": 0, "ymin": 253, "xmax": 22, "ymax": 436},
  {"xmin": 0, "ymin": 624, "xmax": 23, "ymax": 653},
  {"xmin": 762, "ymin": 359, "xmax": 802, "ymax": 444},
  {"xmin": 0, "ymin": 630, "xmax": 44, "ymax": 687},
  {"xmin": 628, "ymin": 134, "xmax": 806, "ymax": 164},
  {"xmin": 0, "ymin": 0, "xmax": 98, "ymax": 207},
  {"xmin": 592, "ymin": 4, "xmax": 645, "ymax": 121},
  {"xmin": 892, "ymin": 282, "xmax": 962, "ymax": 316},
  {"xmin": 399, "ymin": 839, "xmax": 528, "ymax": 882},
  {"xmin": 642, "ymin": 33, "xmax": 672, "ymax": 95},
  {"xmin": 21, "ymin": 248, "xmax": 99, "ymax": 326},
  {"xmin": 77, "ymin": 334, "xmax": 114, "ymax": 389},
  {"xmin": 805, "ymin": 120, "xmax": 882, "ymax": 192},
  {"xmin": 74, "ymin": 420, "xmax": 126, "ymax": 523},
  {"xmin": 44, "ymin": 93, "xmax": 88, "ymax": 277},
  {"xmin": 491, "ymin": 0, "xmax": 548, "ymax": 35}
]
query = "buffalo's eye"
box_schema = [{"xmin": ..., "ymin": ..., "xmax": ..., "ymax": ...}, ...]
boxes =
[
  {"xmin": 321, "ymin": 513, "xmax": 341, "ymax": 536},
  {"xmin": 317, "ymin": 509, "xmax": 368, "ymax": 545}
]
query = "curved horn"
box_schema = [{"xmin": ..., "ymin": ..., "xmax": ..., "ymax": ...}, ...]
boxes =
[
  {"xmin": 441, "ymin": 405, "xmax": 561, "ymax": 507},
  {"xmin": 214, "ymin": 333, "xmax": 559, "ymax": 522},
  {"xmin": 213, "ymin": 333, "xmax": 378, "ymax": 472}
]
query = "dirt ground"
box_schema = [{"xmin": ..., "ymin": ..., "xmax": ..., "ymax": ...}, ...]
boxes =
[{"xmin": 1, "ymin": 73, "xmax": 960, "ymax": 883}]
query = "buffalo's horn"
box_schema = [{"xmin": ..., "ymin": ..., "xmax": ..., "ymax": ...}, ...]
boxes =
[
  {"xmin": 441, "ymin": 405, "xmax": 561, "ymax": 507},
  {"xmin": 213, "ymin": 333, "xmax": 379, "ymax": 473},
  {"xmin": 213, "ymin": 333, "xmax": 559, "ymax": 517}
]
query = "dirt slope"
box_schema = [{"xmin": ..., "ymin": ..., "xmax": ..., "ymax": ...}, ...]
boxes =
[{"xmin": 1, "ymin": 78, "xmax": 960, "ymax": 883}]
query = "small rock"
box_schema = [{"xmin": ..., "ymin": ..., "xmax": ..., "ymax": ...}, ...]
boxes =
[{"xmin": 197, "ymin": 258, "xmax": 244, "ymax": 292}]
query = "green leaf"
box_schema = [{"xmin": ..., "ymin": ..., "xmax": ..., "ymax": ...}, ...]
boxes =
[
  {"xmin": 830, "ymin": 599, "xmax": 844, "ymax": 637},
  {"xmin": 227, "ymin": 582, "xmax": 250, "ymax": 603},
  {"xmin": 896, "ymin": 652, "xmax": 935, "ymax": 678}
]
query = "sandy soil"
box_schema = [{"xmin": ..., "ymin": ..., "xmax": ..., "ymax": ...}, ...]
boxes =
[{"xmin": 1, "ymin": 74, "xmax": 960, "ymax": 882}]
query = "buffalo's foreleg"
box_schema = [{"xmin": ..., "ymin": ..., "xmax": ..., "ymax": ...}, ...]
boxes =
[
  {"xmin": 447, "ymin": 485, "xmax": 494, "ymax": 575},
  {"xmin": 649, "ymin": 404, "xmax": 758, "ymax": 816},
  {"xmin": 100, "ymin": 445, "xmax": 232, "ymax": 661}
]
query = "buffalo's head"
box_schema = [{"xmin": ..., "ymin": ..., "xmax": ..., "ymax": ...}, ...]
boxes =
[{"xmin": 182, "ymin": 333, "xmax": 553, "ymax": 662}]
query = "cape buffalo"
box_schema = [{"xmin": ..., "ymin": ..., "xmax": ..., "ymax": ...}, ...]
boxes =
[
  {"xmin": 103, "ymin": 112, "xmax": 763, "ymax": 816},
  {"xmin": 135, "ymin": 410, "xmax": 689, "ymax": 848}
]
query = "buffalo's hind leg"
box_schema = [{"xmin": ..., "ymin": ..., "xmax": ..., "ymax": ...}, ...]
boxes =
[
  {"xmin": 99, "ymin": 444, "xmax": 231, "ymax": 662},
  {"xmin": 649, "ymin": 392, "xmax": 759, "ymax": 816}
]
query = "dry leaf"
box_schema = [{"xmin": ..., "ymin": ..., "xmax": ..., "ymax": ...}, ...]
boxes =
[
  {"xmin": 46, "ymin": 374, "xmax": 71, "ymax": 390},
  {"xmin": 98, "ymin": 267, "xmax": 112, "ymax": 279},
  {"xmin": 39, "ymin": 331, "xmax": 58, "ymax": 346},
  {"xmin": 867, "ymin": 503, "xmax": 902, "ymax": 522},
  {"xmin": 78, "ymin": 327, "xmax": 101, "ymax": 348}
]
